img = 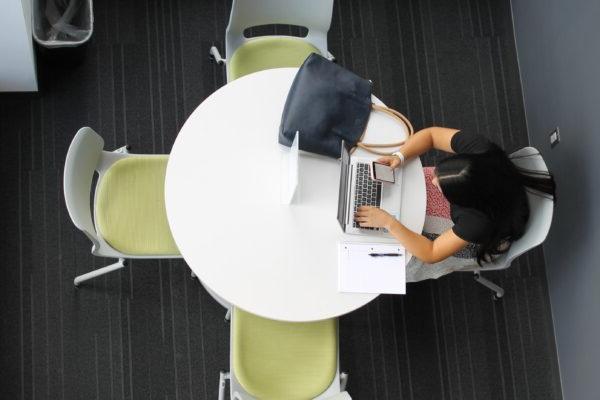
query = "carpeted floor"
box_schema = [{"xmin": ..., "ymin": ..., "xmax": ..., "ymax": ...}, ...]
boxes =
[{"xmin": 0, "ymin": 0, "xmax": 562, "ymax": 399}]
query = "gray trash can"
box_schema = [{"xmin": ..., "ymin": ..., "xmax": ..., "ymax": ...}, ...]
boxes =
[{"xmin": 33, "ymin": 0, "xmax": 93, "ymax": 48}]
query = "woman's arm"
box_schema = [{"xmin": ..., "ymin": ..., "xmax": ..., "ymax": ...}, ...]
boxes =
[
  {"xmin": 355, "ymin": 206, "xmax": 468, "ymax": 263},
  {"xmin": 401, "ymin": 126, "xmax": 459, "ymax": 158},
  {"xmin": 385, "ymin": 219, "xmax": 468, "ymax": 263},
  {"xmin": 378, "ymin": 127, "xmax": 460, "ymax": 168}
]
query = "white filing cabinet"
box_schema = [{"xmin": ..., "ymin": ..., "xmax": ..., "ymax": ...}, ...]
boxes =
[{"xmin": 0, "ymin": 0, "xmax": 38, "ymax": 92}]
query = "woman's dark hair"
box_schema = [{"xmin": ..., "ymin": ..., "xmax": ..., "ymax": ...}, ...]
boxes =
[{"xmin": 435, "ymin": 144, "xmax": 556, "ymax": 265}]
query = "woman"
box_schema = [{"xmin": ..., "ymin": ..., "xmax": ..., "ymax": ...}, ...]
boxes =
[{"xmin": 354, "ymin": 128, "xmax": 555, "ymax": 281}]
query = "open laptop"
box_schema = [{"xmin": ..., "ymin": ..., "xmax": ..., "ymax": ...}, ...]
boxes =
[{"xmin": 337, "ymin": 142, "xmax": 403, "ymax": 236}]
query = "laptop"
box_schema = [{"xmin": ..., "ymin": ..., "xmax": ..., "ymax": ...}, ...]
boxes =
[{"xmin": 337, "ymin": 142, "xmax": 403, "ymax": 236}]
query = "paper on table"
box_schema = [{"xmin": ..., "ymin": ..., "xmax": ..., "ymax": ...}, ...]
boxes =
[{"xmin": 338, "ymin": 242, "xmax": 406, "ymax": 294}]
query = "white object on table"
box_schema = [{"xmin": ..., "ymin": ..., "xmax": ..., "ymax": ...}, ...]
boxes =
[
  {"xmin": 165, "ymin": 68, "xmax": 426, "ymax": 322},
  {"xmin": 280, "ymin": 131, "xmax": 299, "ymax": 204},
  {"xmin": 338, "ymin": 242, "xmax": 406, "ymax": 295}
]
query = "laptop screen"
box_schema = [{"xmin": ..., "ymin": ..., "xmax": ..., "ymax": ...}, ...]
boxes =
[{"xmin": 337, "ymin": 142, "xmax": 351, "ymax": 231}]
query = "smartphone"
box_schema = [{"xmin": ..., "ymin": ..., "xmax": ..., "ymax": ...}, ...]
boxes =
[{"xmin": 371, "ymin": 161, "xmax": 395, "ymax": 183}]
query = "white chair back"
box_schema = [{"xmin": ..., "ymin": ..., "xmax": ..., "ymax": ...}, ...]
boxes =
[
  {"xmin": 484, "ymin": 147, "xmax": 554, "ymax": 270},
  {"xmin": 225, "ymin": 0, "xmax": 334, "ymax": 60},
  {"xmin": 63, "ymin": 127, "xmax": 103, "ymax": 250}
]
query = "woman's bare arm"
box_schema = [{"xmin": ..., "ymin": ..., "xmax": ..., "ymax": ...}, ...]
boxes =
[
  {"xmin": 354, "ymin": 206, "xmax": 468, "ymax": 263},
  {"xmin": 377, "ymin": 127, "xmax": 460, "ymax": 168},
  {"xmin": 399, "ymin": 126, "xmax": 459, "ymax": 159},
  {"xmin": 386, "ymin": 219, "xmax": 468, "ymax": 263}
]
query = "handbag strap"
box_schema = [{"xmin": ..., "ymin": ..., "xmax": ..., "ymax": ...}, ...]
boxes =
[{"xmin": 354, "ymin": 103, "xmax": 414, "ymax": 156}]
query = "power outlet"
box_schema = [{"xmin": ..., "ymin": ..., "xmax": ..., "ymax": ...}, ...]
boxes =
[{"xmin": 549, "ymin": 127, "xmax": 560, "ymax": 148}]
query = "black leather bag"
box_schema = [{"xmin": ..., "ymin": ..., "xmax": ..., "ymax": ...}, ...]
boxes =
[{"xmin": 279, "ymin": 53, "xmax": 413, "ymax": 158}]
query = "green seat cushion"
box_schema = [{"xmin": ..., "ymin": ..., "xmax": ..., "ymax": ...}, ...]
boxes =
[
  {"xmin": 233, "ymin": 308, "xmax": 337, "ymax": 400},
  {"xmin": 95, "ymin": 156, "xmax": 179, "ymax": 256},
  {"xmin": 229, "ymin": 36, "xmax": 320, "ymax": 81}
]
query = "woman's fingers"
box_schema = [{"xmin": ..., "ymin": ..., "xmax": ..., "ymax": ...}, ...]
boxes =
[
  {"xmin": 356, "ymin": 206, "xmax": 380, "ymax": 225},
  {"xmin": 356, "ymin": 206, "xmax": 373, "ymax": 219}
]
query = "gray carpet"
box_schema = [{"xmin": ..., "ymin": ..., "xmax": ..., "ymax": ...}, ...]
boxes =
[{"xmin": 0, "ymin": 0, "xmax": 562, "ymax": 399}]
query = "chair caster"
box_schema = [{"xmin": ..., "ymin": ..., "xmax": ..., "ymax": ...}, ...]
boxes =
[
  {"xmin": 474, "ymin": 272, "xmax": 505, "ymax": 300},
  {"xmin": 218, "ymin": 371, "xmax": 230, "ymax": 400},
  {"xmin": 114, "ymin": 145, "xmax": 131, "ymax": 154},
  {"xmin": 209, "ymin": 46, "xmax": 225, "ymax": 65},
  {"xmin": 340, "ymin": 371, "xmax": 349, "ymax": 391}
]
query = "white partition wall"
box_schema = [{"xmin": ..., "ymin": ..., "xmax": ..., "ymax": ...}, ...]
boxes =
[{"xmin": 0, "ymin": 0, "xmax": 38, "ymax": 92}]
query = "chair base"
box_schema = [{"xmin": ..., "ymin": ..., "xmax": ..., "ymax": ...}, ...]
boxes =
[
  {"xmin": 340, "ymin": 372, "xmax": 348, "ymax": 391},
  {"xmin": 218, "ymin": 371, "xmax": 231, "ymax": 400},
  {"xmin": 473, "ymin": 272, "xmax": 505, "ymax": 300},
  {"xmin": 209, "ymin": 44, "xmax": 334, "ymax": 65},
  {"xmin": 74, "ymin": 258, "xmax": 127, "ymax": 287},
  {"xmin": 114, "ymin": 145, "xmax": 131, "ymax": 154},
  {"xmin": 218, "ymin": 369, "xmax": 350, "ymax": 400}
]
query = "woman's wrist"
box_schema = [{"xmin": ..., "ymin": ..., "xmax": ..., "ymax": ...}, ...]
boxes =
[
  {"xmin": 392, "ymin": 150, "xmax": 405, "ymax": 166},
  {"xmin": 384, "ymin": 214, "xmax": 397, "ymax": 230}
]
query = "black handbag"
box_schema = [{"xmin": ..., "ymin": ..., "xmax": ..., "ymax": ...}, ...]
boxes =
[{"xmin": 279, "ymin": 53, "xmax": 413, "ymax": 158}]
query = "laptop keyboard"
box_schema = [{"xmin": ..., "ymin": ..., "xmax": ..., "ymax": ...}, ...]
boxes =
[{"xmin": 353, "ymin": 163, "xmax": 382, "ymax": 231}]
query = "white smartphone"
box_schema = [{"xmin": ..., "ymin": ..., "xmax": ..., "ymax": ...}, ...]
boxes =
[{"xmin": 371, "ymin": 161, "xmax": 395, "ymax": 183}]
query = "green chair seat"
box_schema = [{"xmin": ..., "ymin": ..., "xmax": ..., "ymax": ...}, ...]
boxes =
[
  {"xmin": 228, "ymin": 36, "xmax": 320, "ymax": 81},
  {"xmin": 233, "ymin": 308, "xmax": 337, "ymax": 400},
  {"xmin": 95, "ymin": 156, "xmax": 179, "ymax": 256}
]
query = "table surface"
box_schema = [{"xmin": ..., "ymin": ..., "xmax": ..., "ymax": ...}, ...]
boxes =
[{"xmin": 165, "ymin": 68, "xmax": 426, "ymax": 322}]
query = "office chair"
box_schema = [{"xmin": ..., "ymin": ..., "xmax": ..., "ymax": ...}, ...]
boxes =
[
  {"xmin": 218, "ymin": 308, "xmax": 351, "ymax": 400},
  {"xmin": 63, "ymin": 127, "xmax": 181, "ymax": 287},
  {"xmin": 469, "ymin": 147, "xmax": 554, "ymax": 299},
  {"xmin": 209, "ymin": 0, "xmax": 335, "ymax": 81}
]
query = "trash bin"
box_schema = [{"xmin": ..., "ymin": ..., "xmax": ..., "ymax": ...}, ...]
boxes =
[{"xmin": 33, "ymin": 0, "xmax": 93, "ymax": 48}]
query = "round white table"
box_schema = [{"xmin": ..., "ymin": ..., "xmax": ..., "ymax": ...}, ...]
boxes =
[{"xmin": 166, "ymin": 68, "xmax": 426, "ymax": 322}]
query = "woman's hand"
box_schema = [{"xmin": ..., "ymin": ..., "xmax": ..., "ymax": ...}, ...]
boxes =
[
  {"xmin": 354, "ymin": 206, "xmax": 395, "ymax": 229},
  {"xmin": 376, "ymin": 155, "xmax": 402, "ymax": 169}
]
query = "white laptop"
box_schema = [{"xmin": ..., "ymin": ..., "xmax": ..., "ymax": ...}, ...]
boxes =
[{"xmin": 337, "ymin": 142, "xmax": 403, "ymax": 236}]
